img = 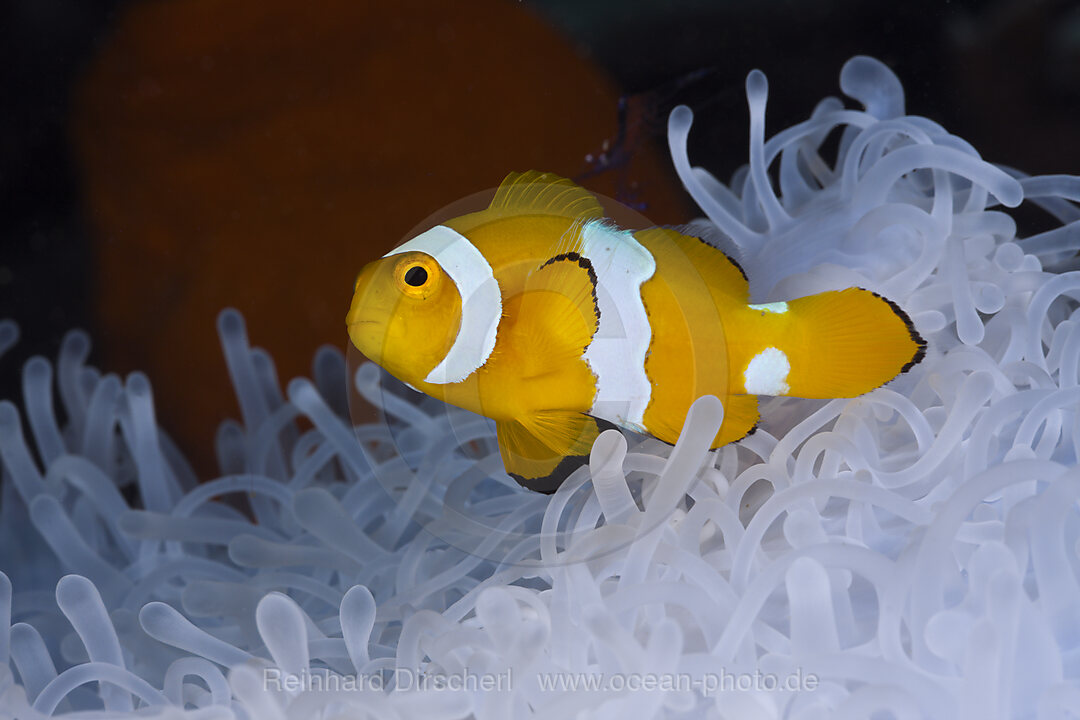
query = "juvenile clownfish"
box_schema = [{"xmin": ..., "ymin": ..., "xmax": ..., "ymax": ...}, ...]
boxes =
[{"xmin": 347, "ymin": 171, "xmax": 926, "ymax": 492}]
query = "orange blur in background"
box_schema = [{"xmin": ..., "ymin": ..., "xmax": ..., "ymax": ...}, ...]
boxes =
[{"xmin": 73, "ymin": 0, "xmax": 691, "ymax": 477}]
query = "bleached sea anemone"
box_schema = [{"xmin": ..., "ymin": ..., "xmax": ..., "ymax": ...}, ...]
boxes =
[{"xmin": 2, "ymin": 55, "xmax": 1079, "ymax": 719}]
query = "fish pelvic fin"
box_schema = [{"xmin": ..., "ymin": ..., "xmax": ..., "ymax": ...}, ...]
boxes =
[{"xmin": 497, "ymin": 412, "xmax": 608, "ymax": 493}]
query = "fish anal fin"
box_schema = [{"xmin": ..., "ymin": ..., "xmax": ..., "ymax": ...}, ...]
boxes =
[
  {"xmin": 496, "ymin": 412, "xmax": 604, "ymax": 492},
  {"xmin": 714, "ymin": 394, "xmax": 760, "ymax": 447},
  {"xmin": 644, "ymin": 394, "xmax": 759, "ymax": 449}
]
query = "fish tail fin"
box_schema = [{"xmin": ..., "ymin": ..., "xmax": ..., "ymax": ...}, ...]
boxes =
[{"xmin": 782, "ymin": 288, "xmax": 926, "ymax": 398}]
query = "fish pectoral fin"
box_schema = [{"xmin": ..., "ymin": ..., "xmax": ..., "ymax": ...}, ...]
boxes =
[
  {"xmin": 511, "ymin": 253, "xmax": 600, "ymax": 371},
  {"xmin": 496, "ymin": 411, "xmax": 603, "ymax": 493}
]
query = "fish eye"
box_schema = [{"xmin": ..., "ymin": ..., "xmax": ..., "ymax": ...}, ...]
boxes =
[
  {"xmin": 394, "ymin": 254, "xmax": 439, "ymax": 297},
  {"xmin": 404, "ymin": 265, "xmax": 428, "ymax": 287}
]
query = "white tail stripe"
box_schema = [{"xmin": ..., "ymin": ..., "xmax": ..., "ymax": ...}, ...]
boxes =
[{"xmin": 385, "ymin": 225, "xmax": 501, "ymax": 384}]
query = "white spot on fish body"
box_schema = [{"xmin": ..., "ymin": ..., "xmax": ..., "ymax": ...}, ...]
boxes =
[{"xmin": 744, "ymin": 347, "xmax": 791, "ymax": 396}]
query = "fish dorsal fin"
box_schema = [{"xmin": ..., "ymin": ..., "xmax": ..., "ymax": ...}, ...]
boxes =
[
  {"xmin": 634, "ymin": 226, "xmax": 750, "ymax": 302},
  {"xmin": 489, "ymin": 171, "xmax": 605, "ymax": 220},
  {"xmin": 444, "ymin": 171, "xmax": 605, "ymax": 238},
  {"xmin": 509, "ymin": 252, "xmax": 600, "ymax": 367}
]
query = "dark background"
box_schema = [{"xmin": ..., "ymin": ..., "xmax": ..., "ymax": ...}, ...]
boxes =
[{"xmin": 2, "ymin": 0, "xmax": 1079, "ymax": 448}]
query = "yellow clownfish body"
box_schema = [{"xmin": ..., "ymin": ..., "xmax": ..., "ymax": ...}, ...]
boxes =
[{"xmin": 347, "ymin": 172, "xmax": 926, "ymax": 492}]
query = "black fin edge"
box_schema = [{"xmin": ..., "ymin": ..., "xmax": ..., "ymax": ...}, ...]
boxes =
[
  {"xmin": 509, "ymin": 416, "xmax": 620, "ymax": 494},
  {"xmin": 509, "ymin": 452, "xmax": 589, "ymax": 494},
  {"xmin": 539, "ymin": 251, "xmax": 601, "ymax": 322},
  {"xmin": 740, "ymin": 420, "xmax": 760, "ymax": 440},
  {"xmin": 865, "ymin": 289, "xmax": 928, "ymax": 375},
  {"xmin": 685, "ymin": 232, "xmax": 749, "ymax": 283}
]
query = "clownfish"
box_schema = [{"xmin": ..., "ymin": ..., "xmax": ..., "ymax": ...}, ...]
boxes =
[{"xmin": 347, "ymin": 172, "xmax": 926, "ymax": 492}]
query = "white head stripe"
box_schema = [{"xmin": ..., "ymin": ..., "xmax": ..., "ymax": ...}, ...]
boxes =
[{"xmin": 384, "ymin": 225, "xmax": 501, "ymax": 384}]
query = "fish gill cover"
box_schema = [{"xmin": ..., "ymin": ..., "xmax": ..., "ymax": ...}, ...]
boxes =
[{"xmin": 1, "ymin": 56, "xmax": 1079, "ymax": 719}]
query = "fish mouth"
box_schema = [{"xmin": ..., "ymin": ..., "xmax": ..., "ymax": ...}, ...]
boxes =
[
  {"xmin": 347, "ymin": 317, "xmax": 391, "ymax": 333},
  {"xmin": 346, "ymin": 312, "xmax": 389, "ymax": 328}
]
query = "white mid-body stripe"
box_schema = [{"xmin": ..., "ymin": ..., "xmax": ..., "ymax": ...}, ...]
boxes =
[
  {"xmin": 579, "ymin": 221, "xmax": 657, "ymax": 430},
  {"xmin": 384, "ymin": 225, "xmax": 501, "ymax": 384}
]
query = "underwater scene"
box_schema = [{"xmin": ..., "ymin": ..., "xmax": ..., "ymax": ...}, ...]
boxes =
[{"xmin": 2, "ymin": 1, "xmax": 1080, "ymax": 718}]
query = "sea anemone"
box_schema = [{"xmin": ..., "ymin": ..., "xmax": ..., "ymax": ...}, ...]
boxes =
[{"xmin": 2, "ymin": 56, "xmax": 1079, "ymax": 719}]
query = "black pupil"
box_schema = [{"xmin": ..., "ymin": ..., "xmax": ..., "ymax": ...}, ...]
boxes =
[{"xmin": 404, "ymin": 266, "xmax": 428, "ymax": 287}]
